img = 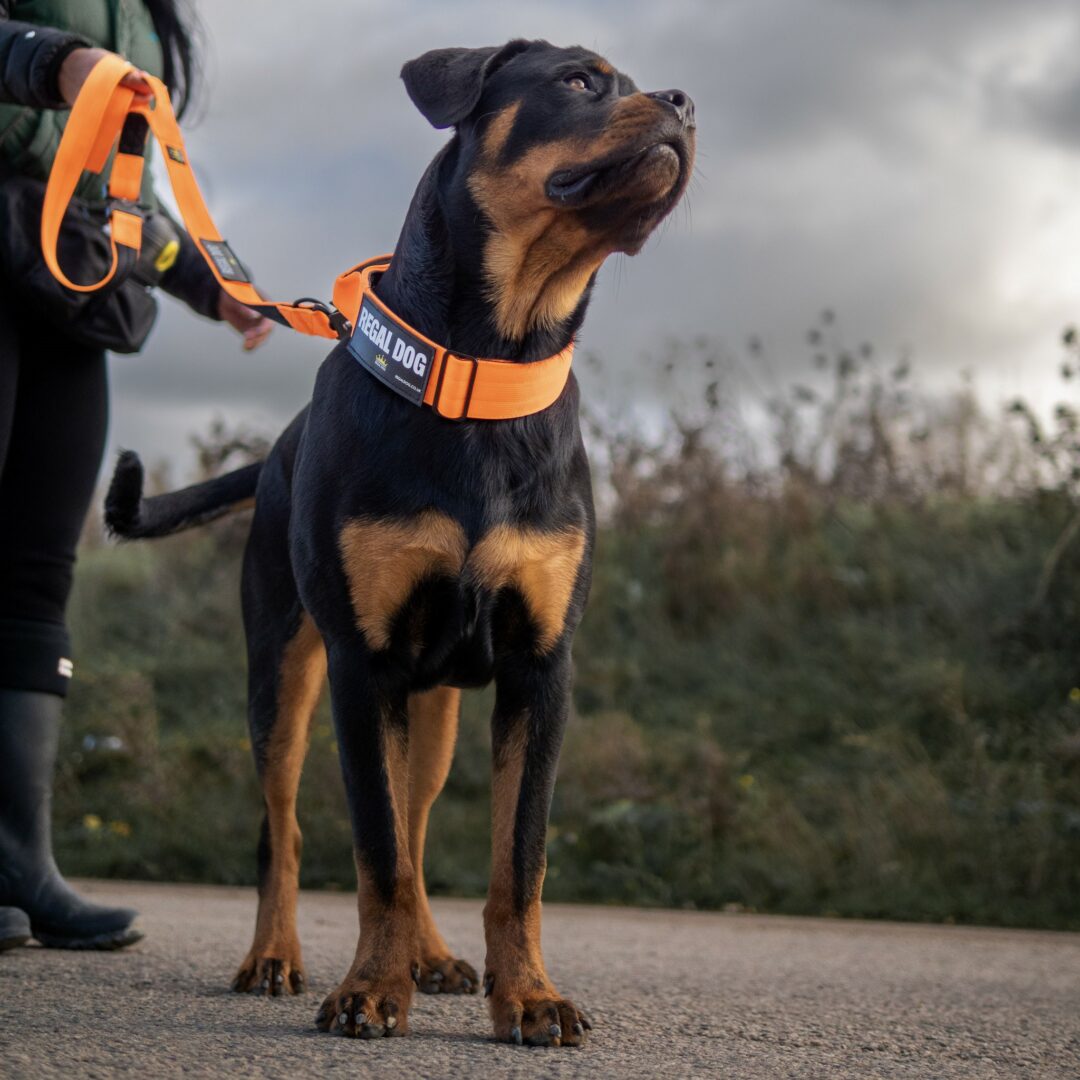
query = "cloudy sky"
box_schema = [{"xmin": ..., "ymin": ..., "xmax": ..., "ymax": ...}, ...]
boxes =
[{"xmin": 108, "ymin": 0, "xmax": 1080, "ymax": 472}]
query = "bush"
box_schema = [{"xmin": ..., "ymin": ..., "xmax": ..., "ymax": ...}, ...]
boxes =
[{"xmin": 53, "ymin": 331, "xmax": 1080, "ymax": 929}]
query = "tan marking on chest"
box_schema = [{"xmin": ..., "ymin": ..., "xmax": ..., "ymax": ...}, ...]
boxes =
[
  {"xmin": 469, "ymin": 525, "xmax": 587, "ymax": 652},
  {"xmin": 339, "ymin": 512, "xmax": 467, "ymax": 650},
  {"xmin": 339, "ymin": 515, "xmax": 585, "ymax": 654}
]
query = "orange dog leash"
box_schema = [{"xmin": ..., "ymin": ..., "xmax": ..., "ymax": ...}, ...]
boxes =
[{"xmin": 42, "ymin": 54, "xmax": 574, "ymax": 421}]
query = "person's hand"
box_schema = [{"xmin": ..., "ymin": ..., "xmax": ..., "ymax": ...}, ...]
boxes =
[
  {"xmin": 219, "ymin": 291, "xmax": 273, "ymax": 351},
  {"xmin": 58, "ymin": 47, "xmax": 152, "ymax": 108}
]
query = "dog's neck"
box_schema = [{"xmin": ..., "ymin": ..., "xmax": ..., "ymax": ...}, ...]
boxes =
[{"xmin": 372, "ymin": 147, "xmax": 592, "ymax": 364}]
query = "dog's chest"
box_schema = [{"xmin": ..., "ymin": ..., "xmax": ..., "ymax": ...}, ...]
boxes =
[{"xmin": 337, "ymin": 511, "xmax": 585, "ymax": 655}]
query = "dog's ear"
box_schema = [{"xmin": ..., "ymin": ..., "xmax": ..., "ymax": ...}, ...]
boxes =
[{"xmin": 401, "ymin": 40, "xmax": 532, "ymax": 129}]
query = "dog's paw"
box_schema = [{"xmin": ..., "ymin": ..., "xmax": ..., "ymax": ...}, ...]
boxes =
[
  {"xmin": 230, "ymin": 954, "xmax": 306, "ymax": 997},
  {"xmin": 315, "ymin": 975, "xmax": 413, "ymax": 1038},
  {"xmin": 414, "ymin": 953, "xmax": 478, "ymax": 995},
  {"xmin": 486, "ymin": 978, "xmax": 591, "ymax": 1047}
]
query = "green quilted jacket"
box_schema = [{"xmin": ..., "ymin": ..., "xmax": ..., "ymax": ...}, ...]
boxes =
[
  {"xmin": 0, "ymin": 0, "xmax": 222, "ymax": 319},
  {"xmin": 0, "ymin": 0, "xmax": 162, "ymax": 205}
]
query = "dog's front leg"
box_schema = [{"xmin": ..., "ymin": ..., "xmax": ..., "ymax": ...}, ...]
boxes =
[
  {"xmin": 314, "ymin": 638, "xmax": 417, "ymax": 1038},
  {"xmin": 484, "ymin": 645, "xmax": 591, "ymax": 1047}
]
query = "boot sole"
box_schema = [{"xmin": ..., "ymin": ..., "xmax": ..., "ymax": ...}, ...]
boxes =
[
  {"xmin": 0, "ymin": 933, "xmax": 31, "ymax": 952},
  {"xmin": 34, "ymin": 927, "xmax": 144, "ymax": 951}
]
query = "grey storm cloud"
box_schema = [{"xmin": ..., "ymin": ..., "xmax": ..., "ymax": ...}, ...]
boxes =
[{"xmin": 107, "ymin": 0, "xmax": 1080, "ymax": 471}]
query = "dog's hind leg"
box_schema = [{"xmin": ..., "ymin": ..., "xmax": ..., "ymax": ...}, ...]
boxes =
[
  {"xmin": 406, "ymin": 687, "xmax": 478, "ymax": 994},
  {"xmin": 232, "ymin": 517, "xmax": 326, "ymax": 996}
]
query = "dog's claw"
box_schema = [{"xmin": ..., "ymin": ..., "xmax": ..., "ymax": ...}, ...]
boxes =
[
  {"xmin": 483, "ymin": 973, "xmax": 494, "ymax": 997},
  {"xmin": 511, "ymin": 1025, "xmax": 523, "ymax": 1046},
  {"xmin": 550, "ymin": 1024, "xmax": 562, "ymax": 1039}
]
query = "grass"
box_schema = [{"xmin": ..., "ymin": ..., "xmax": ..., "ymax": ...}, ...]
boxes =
[{"xmin": 50, "ymin": 334, "xmax": 1080, "ymax": 929}]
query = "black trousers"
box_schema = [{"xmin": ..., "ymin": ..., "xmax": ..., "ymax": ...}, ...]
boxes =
[{"xmin": 0, "ymin": 293, "xmax": 108, "ymax": 696}]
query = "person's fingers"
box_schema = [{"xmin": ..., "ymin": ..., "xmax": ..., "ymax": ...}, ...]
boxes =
[
  {"xmin": 219, "ymin": 293, "xmax": 254, "ymax": 328},
  {"xmin": 236, "ymin": 307, "xmax": 262, "ymax": 331},
  {"xmin": 120, "ymin": 70, "xmax": 154, "ymax": 106},
  {"xmin": 242, "ymin": 318, "xmax": 274, "ymax": 352},
  {"xmin": 58, "ymin": 50, "xmax": 155, "ymax": 108},
  {"xmin": 217, "ymin": 292, "xmax": 273, "ymax": 349}
]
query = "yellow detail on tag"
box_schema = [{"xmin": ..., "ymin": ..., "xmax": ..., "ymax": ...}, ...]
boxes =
[{"xmin": 154, "ymin": 239, "xmax": 180, "ymax": 274}]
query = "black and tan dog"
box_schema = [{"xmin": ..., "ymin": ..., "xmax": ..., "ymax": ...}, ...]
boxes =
[{"xmin": 106, "ymin": 39, "xmax": 694, "ymax": 1046}]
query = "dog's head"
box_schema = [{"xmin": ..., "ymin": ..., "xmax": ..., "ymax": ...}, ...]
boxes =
[{"xmin": 401, "ymin": 40, "xmax": 696, "ymax": 342}]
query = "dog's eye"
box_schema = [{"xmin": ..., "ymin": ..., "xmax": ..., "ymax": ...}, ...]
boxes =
[{"xmin": 563, "ymin": 73, "xmax": 593, "ymax": 93}]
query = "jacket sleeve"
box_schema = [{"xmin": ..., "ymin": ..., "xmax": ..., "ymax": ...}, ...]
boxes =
[
  {"xmin": 158, "ymin": 214, "xmax": 224, "ymax": 321},
  {"xmin": 0, "ymin": 5, "xmax": 90, "ymax": 109}
]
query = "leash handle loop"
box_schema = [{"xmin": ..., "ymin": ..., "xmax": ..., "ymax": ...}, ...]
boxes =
[
  {"xmin": 41, "ymin": 54, "xmax": 138, "ymax": 292},
  {"xmin": 42, "ymin": 56, "xmax": 576, "ymax": 418},
  {"xmin": 43, "ymin": 54, "xmax": 343, "ymax": 338}
]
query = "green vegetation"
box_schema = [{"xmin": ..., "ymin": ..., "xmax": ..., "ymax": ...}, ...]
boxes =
[{"xmin": 55, "ymin": 325, "xmax": 1080, "ymax": 929}]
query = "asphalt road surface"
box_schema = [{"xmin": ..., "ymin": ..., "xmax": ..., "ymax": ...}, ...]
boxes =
[{"xmin": 1, "ymin": 880, "xmax": 1078, "ymax": 1078}]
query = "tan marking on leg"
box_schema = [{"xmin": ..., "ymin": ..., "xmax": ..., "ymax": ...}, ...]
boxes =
[
  {"xmin": 338, "ymin": 512, "xmax": 467, "ymax": 650},
  {"xmin": 408, "ymin": 687, "xmax": 460, "ymax": 957},
  {"xmin": 319, "ymin": 718, "xmax": 418, "ymax": 1035},
  {"xmin": 234, "ymin": 612, "xmax": 325, "ymax": 995},
  {"xmin": 356, "ymin": 720, "xmax": 416, "ymax": 967},
  {"xmin": 485, "ymin": 724, "xmax": 543, "ymax": 977},
  {"xmin": 405, "ymin": 687, "xmax": 478, "ymax": 992},
  {"xmin": 484, "ymin": 724, "xmax": 586, "ymax": 1044},
  {"xmin": 470, "ymin": 525, "xmax": 587, "ymax": 652}
]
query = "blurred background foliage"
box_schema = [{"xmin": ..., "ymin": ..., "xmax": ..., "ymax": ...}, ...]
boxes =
[{"xmin": 55, "ymin": 320, "xmax": 1080, "ymax": 929}]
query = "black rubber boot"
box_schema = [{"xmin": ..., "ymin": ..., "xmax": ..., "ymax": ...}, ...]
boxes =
[
  {"xmin": 0, "ymin": 905, "xmax": 30, "ymax": 951},
  {"xmin": 0, "ymin": 688, "xmax": 142, "ymax": 949}
]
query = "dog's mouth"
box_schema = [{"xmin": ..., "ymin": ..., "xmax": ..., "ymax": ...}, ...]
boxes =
[{"xmin": 545, "ymin": 141, "xmax": 686, "ymax": 209}]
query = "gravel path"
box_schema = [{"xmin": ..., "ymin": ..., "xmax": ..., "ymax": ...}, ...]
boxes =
[{"xmin": 1, "ymin": 880, "xmax": 1078, "ymax": 1078}]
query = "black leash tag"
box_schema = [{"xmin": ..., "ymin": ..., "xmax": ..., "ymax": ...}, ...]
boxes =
[
  {"xmin": 347, "ymin": 295, "xmax": 434, "ymax": 406},
  {"xmin": 200, "ymin": 238, "xmax": 250, "ymax": 283}
]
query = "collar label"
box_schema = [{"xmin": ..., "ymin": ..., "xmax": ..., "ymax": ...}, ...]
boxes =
[{"xmin": 347, "ymin": 295, "xmax": 434, "ymax": 406}]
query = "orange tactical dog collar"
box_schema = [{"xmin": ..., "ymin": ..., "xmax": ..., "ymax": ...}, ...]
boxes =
[{"xmin": 41, "ymin": 54, "xmax": 574, "ymax": 422}]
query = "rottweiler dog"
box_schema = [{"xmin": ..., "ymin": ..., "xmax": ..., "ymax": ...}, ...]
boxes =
[{"xmin": 106, "ymin": 39, "xmax": 694, "ymax": 1045}]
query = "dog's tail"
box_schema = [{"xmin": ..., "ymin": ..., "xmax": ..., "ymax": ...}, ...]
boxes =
[{"xmin": 105, "ymin": 450, "xmax": 262, "ymax": 540}]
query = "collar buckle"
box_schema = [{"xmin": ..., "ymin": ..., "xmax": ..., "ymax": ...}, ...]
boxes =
[
  {"xmin": 292, "ymin": 297, "xmax": 352, "ymax": 341},
  {"xmin": 327, "ymin": 308, "xmax": 353, "ymax": 341},
  {"xmin": 432, "ymin": 353, "xmax": 479, "ymax": 422}
]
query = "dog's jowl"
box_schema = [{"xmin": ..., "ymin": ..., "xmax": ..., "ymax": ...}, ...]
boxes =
[{"xmin": 107, "ymin": 39, "xmax": 694, "ymax": 1046}]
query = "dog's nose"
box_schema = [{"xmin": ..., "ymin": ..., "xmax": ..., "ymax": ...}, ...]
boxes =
[{"xmin": 648, "ymin": 88, "xmax": 695, "ymax": 128}]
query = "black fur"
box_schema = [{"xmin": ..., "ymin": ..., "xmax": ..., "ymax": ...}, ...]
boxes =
[
  {"xmin": 109, "ymin": 38, "xmax": 694, "ymax": 1032},
  {"xmin": 400, "ymin": 41, "xmax": 533, "ymax": 129}
]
